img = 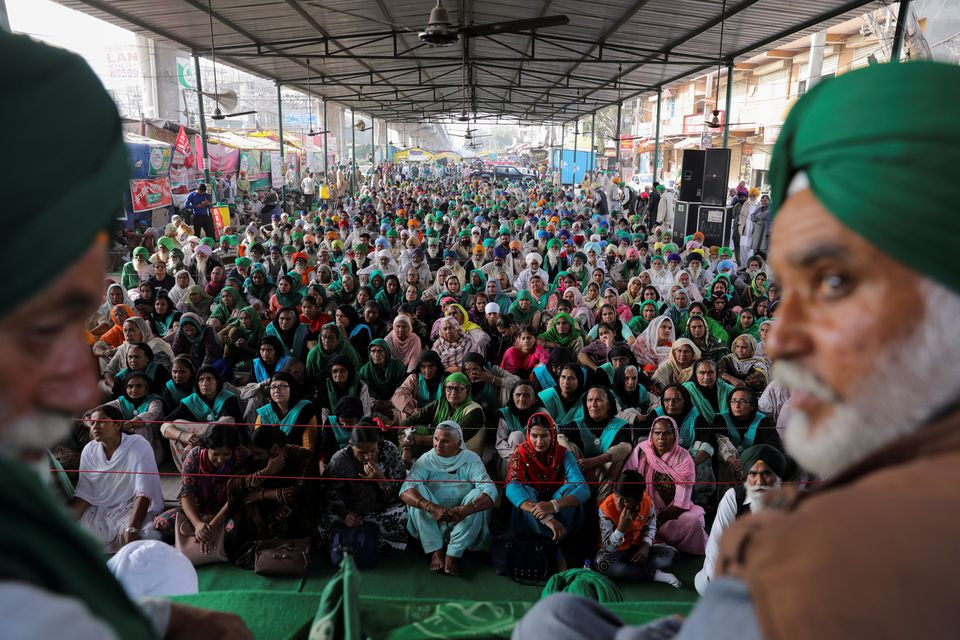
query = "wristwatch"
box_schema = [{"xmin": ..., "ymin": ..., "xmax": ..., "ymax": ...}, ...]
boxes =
[{"xmin": 125, "ymin": 526, "xmax": 139, "ymax": 535}]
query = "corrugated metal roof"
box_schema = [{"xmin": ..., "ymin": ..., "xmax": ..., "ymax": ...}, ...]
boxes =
[{"xmin": 56, "ymin": 0, "xmax": 875, "ymax": 123}]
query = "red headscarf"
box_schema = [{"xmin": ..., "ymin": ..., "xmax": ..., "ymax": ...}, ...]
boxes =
[{"xmin": 507, "ymin": 411, "xmax": 566, "ymax": 493}]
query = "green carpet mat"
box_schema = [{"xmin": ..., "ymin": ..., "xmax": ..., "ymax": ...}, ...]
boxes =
[{"xmin": 183, "ymin": 550, "xmax": 700, "ymax": 639}]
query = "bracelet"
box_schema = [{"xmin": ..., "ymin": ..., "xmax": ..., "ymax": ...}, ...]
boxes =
[
  {"xmin": 540, "ymin": 514, "xmax": 555, "ymax": 523},
  {"xmin": 551, "ymin": 499, "xmax": 560, "ymax": 513}
]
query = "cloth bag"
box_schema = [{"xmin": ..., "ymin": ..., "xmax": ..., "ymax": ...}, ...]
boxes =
[
  {"xmin": 254, "ymin": 538, "xmax": 312, "ymax": 577},
  {"xmin": 175, "ymin": 512, "xmax": 228, "ymax": 566},
  {"xmin": 329, "ymin": 524, "xmax": 380, "ymax": 569}
]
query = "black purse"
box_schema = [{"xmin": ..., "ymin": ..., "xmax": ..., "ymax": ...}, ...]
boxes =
[
  {"xmin": 329, "ymin": 523, "xmax": 380, "ymax": 569},
  {"xmin": 490, "ymin": 533, "xmax": 561, "ymax": 584}
]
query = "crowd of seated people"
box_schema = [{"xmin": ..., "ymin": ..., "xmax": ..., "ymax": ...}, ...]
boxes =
[{"xmin": 62, "ymin": 169, "xmax": 793, "ymax": 589}]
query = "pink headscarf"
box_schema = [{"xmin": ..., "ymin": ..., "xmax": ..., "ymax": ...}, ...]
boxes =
[{"xmin": 625, "ymin": 415, "xmax": 695, "ymax": 510}]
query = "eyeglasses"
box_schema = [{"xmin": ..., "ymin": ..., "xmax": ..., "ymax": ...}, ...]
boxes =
[
  {"xmin": 730, "ymin": 398, "xmax": 752, "ymax": 405},
  {"xmin": 446, "ymin": 385, "xmax": 467, "ymax": 392},
  {"xmin": 270, "ymin": 384, "xmax": 290, "ymax": 391}
]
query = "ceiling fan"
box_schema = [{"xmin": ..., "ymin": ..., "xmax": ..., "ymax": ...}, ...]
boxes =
[
  {"xmin": 204, "ymin": 0, "xmax": 256, "ymax": 121},
  {"xmin": 306, "ymin": 0, "xmax": 568, "ymax": 47},
  {"xmin": 701, "ymin": 0, "xmax": 754, "ymax": 130}
]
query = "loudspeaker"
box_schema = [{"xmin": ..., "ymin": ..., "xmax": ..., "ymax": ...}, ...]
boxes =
[
  {"xmin": 678, "ymin": 150, "xmax": 706, "ymax": 202},
  {"xmin": 702, "ymin": 148, "xmax": 731, "ymax": 205},
  {"xmin": 672, "ymin": 202, "xmax": 701, "ymax": 245},
  {"xmin": 696, "ymin": 205, "xmax": 735, "ymax": 247}
]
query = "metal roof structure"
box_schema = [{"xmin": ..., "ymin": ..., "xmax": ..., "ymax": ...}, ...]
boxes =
[{"xmin": 59, "ymin": 0, "xmax": 878, "ymax": 124}]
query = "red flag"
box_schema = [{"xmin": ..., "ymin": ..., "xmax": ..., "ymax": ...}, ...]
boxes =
[{"xmin": 174, "ymin": 125, "xmax": 191, "ymax": 156}]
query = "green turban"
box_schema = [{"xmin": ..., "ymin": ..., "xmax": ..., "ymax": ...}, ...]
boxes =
[
  {"xmin": 157, "ymin": 236, "xmax": 176, "ymax": 250},
  {"xmin": 1, "ymin": 34, "xmax": 128, "ymax": 317},
  {"xmin": 542, "ymin": 569, "xmax": 623, "ymax": 603},
  {"xmin": 770, "ymin": 61, "xmax": 960, "ymax": 293},
  {"xmin": 739, "ymin": 444, "xmax": 786, "ymax": 479},
  {"xmin": 235, "ymin": 256, "xmax": 252, "ymax": 268}
]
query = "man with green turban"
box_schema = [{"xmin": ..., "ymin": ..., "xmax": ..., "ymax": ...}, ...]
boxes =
[
  {"xmin": 0, "ymin": 33, "xmax": 250, "ymax": 639},
  {"xmin": 516, "ymin": 61, "xmax": 960, "ymax": 640}
]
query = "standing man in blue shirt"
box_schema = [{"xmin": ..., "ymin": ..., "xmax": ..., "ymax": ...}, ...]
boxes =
[{"xmin": 184, "ymin": 183, "xmax": 214, "ymax": 239}]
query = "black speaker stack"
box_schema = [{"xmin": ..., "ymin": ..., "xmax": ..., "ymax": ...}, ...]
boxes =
[{"xmin": 674, "ymin": 148, "xmax": 735, "ymax": 247}]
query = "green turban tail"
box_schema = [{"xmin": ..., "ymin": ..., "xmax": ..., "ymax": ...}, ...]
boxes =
[
  {"xmin": 769, "ymin": 61, "xmax": 960, "ymax": 293},
  {"xmin": 542, "ymin": 568, "xmax": 623, "ymax": 603},
  {"xmin": 1, "ymin": 34, "xmax": 128, "ymax": 317}
]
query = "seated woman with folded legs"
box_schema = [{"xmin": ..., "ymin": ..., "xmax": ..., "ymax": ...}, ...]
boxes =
[
  {"xmin": 623, "ymin": 416, "xmax": 707, "ymax": 555},
  {"xmin": 320, "ymin": 427, "xmax": 409, "ymax": 552},
  {"xmin": 70, "ymin": 405, "xmax": 164, "ymax": 552},
  {"xmin": 594, "ymin": 470, "xmax": 680, "ymax": 587},
  {"xmin": 505, "ymin": 412, "xmax": 590, "ymax": 542},
  {"xmin": 400, "ymin": 421, "xmax": 498, "ymax": 576},
  {"xmin": 153, "ymin": 423, "xmax": 247, "ymax": 550}
]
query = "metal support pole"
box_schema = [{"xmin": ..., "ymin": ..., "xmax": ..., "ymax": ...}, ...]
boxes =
[
  {"xmin": 350, "ymin": 109, "xmax": 357, "ymax": 197},
  {"xmin": 891, "ymin": 0, "xmax": 911, "ymax": 62},
  {"xmin": 590, "ymin": 113, "xmax": 596, "ymax": 174},
  {"xmin": 559, "ymin": 122, "xmax": 566, "ymax": 185},
  {"xmin": 276, "ymin": 82, "xmax": 285, "ymax": 201},
  {"xmin": 614, "ymin": 102, "xmax": 622, "ymax": 171},
  {"xmin": 723, "ymin": 61, "xmax": 734, "ymax": 149},
  {"xmin": 653, "ymin": 87, "xmax": 662, "ymax": 180},
  {"xmin": 322, "ymin": 99, "xmax": 329, "ymax": 181},
  {"xmin": 193, "ymin": 54, "xmax": 211, "ymax": 196},
  {"xmin": 573, "ymin": 118, "xmax": 579, "ymax": 185},
  {"xmin": 371, "ymin": 117, "xmax": 376, "ymax": 166}
]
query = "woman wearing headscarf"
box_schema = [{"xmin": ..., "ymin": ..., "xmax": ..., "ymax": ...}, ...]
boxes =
[
  {"xmin": 485, "ymin": 278, "xmax": 512, "ymax": 315},
  {"xmin": 152, "ymin": 424, "xmax": 247, "ymax": 547},
  {"xmin": 627, "ymin": 299, "xmax": 661, "ymax": 335},
  {"xmin": 445, "ymin": 302, "xmax": 489, "ymax": 355},
  {"xmin": 305, "ymin": 323, "xmax": 362, "ymax": 385},
  {"xmin": 269, "ymin": 275, "xmax": 303, "ymax": 318},
  {"xmin": 265, "ymin": 307, "xmax": 310, "ymax": 362},
  {"xmin": 715, "ymin": 388, "xmax": 784, "ymax": 485},
  {"xmin": 207, "ymin": 286, "xmax": 243, "ymax": 333},
  {"xmin": 632, "ymin": 315, "xmax": 675, "ymax": 369},
  {"xmin": 643, "ymin": 255, "xmax": 676, "ymax": 299},
  {"xmin": 170, "ymin": 270, "xmax": 197, "ymax": 310},
  {"xmin": 374, "ymin": 273, "xmax": 404, "ymax": 316},
  {"xmin": 623, "ymin": 415, "xmax": 707, "ymax": 554},
  {"xmin": 335, "ymin": 304, "xmax": 372, "ymax": 363},
  {"xmin": 612, "ymin": 364, "xmax": 654, "ymax": 426},
  {"xmin": 588, "ymin": 304, "xmax": 636, "ymax": 344},
  {"xmin": 601, "ymin": 287, "xmax": 633, "ymax": 323},
  {"xmin": 401, "ymin": 372, "xmax": 485, "ymax": 459},
  {"xmin": 100, "ymin": 316, "xmax": 175, "ymax": 393},
  {"xmin": 505, "ymin": 412, "xmax": 590, "ymax": 542},
  {"xmin": 652, "ymin": 338, "xmax": 702, "ymax": 390},
  {"xmin": 319, "ymin": 426, "xmax": 409, "ymax": 553},
  {"xmin": 360, "ymin": 338, "xmax": 409, "ymax": 421},
  {"xmin": 719, "ymin": 334, "xmax": 770, "ymax": 393},
  {"xmin": 495, "ymin": 380, "xmax": 544, "ymax": 476},
  {"xmin": 177, "ymin": 284, "xmax": 214, "ymax": 322},
  {"xmin": 538, "ymin": 312, "xmax": 584, "ymax": 356},
  {"xmin": 109, "ymin": 341, "xmax": 171, "ymax": 397},
  {"xmin": 92, "ymin": 283, "xmax": 132, "ymax": 334},
  {"xmin": 243, "ymin": 263, "xmax": 274, "ymax": 312},
  {"xmin": 538, "ymin": 362, "xmax": 587, "ymax": 427},
  {"xmin": 400, "ymin": 421, "xmax": 497, "ymax": 576},
  {"xmin": 171, "ymin": 312, "xmax": 220, "ymax": 370},
  {"xmin": 561, "ymin": 285, "xmax": 594, "ymax": 333},
  {"xmin": 499, "ymin": 326, "xmax": 549, "ymax": 378},
  {"xmin": 675, "ymin": 269, "xmax": 703, "ymax": 303},
  {"xmin": 506, "ymin": 289, "xmax": 542, "ymax": 331},
  {"xmin": 101, "ymin": 371, "xmax": 166, "ymax": 465},
  {"xmin": 683, "ymin": 314, "xmax": 728, "ymax": 363},
  {"xmin": 219, "ymin": 305, "xmax": 263, "ymax": 367},
  {"xmin": 531, "ymin": 346, "xmax": 577, "ymax": 393},
  {"xmin": 254, "ymin": 371, "xmax": 318, "ymax": 454},
  {"xmin": 620, "ymin": 276, "xmax": 645, "ymax": 308},
  {"xmin": 392, "ymin": 350, "xmax": 446, "ymax": 423},
  {"xmin": 682, "ymin": 358, "xmax": 734, "ymax": 424},
  {"xmin": 151, "ymin": 292, "xmax": 181, "ymax": 340},
  {"xmin": 663, "ymin": 287, "xmax": 692, "ymax": 336},
  {"xmin": 160, "ymin": 366, "xmax": 242, "ymax": 471},
  {"xmin": 383, "ymin": 313, "xmax": 422, "ymax": 373},
  {"xmin": 728, "ymin": 307, "xmax": 762, "ymax": 343},
  {"xmin": 706, "ymin": 295, "xmax": 736, "ymax": 334},
  {"xmin": 316, "ymin": 354, "xmax": 372, "ymax": 424},
  {"xmin": 755, "ymin": 318, "xmax": 774, "ymax": 364},
  {"xmin": 562, "ymin": 385, "xmax": 634, "ymax": 500},
  {"xmin": 162, "ymin": 356, "xmax": 197, "ymax": 415},
  {"xmin": 433, "ymin": 315, "xmax": 479, "ymax": 373}
]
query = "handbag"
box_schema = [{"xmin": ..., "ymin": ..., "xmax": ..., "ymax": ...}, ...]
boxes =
[
  {"xmin": 254, "ymin": 538, "xmax": 312, "ymax": 577},
  {"xmin": 175, "ymin": 512, "xmax": 228, "ymax": 566},
  {"xmin": 329, "ymin": 523, "xmax": 380, "ymax": 569},
  {"xmin": 490, "ymin": 533, "xmax": 560, "ymax": 583}
]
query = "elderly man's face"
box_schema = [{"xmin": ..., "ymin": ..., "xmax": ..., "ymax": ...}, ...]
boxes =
[
  {"xmin": 0, "ymin": 244, "xmax": 104, "ymax": 462},
  {"xmin": 769, "ymin": 189, "xmax": 936, "ymax": 477},
  {"xmin": 746, "ymin": 460, "xmax": 779, "ymax": 489}
]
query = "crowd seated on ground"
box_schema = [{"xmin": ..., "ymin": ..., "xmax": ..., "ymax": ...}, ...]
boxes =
[{"xmin": 62, "ymin": 166, "xmax": 798, "ymax": 589}]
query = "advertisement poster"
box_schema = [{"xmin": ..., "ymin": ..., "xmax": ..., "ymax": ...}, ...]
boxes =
[
  {"xmin": 174, "ymin": 125, "xmax": 191, "ymax": 155},
  {"xmin": 130, "ymin": 177, "xmax": 173, "ymax": 212},
  {"xmin": 270, "ymin": 152, "xmax": 283, "ymax": 188},
  {"xmin": 211, "ymin": 205, "xmax": 231, "ymax": 239},
  {"xmin": 148, "ymin": 146, "xmax": 172, "ymax": 176}
]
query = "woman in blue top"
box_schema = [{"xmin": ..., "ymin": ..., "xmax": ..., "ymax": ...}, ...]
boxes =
[
  {"xmin": 251, "ymin": 335, "xmax": 291, "ymax": 383},
  {"xmin": 254, "ymin": 371, "xmax": 318, "ymax": 457},
  {"xmin": 265, "ymin": 307, "xmax": 309, "ymax": 362},
  {"xmin": 505, "ymin": 412, "xmax": 590, "ymax": 542},
  {"xmin": 160, "ymin": 366, "xmax": 242, "ymax": 471},
  {"xmin": 562, "ymin": 385, "xmax": 634, "ymax": 501},
  {"xmin": 537, "ymin": 363, "xmax": 586, "ymax": 426}
]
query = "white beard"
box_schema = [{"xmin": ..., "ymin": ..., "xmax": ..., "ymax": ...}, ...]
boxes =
[
  {"xmin": 0, "ymin": 411, "xmax": 74, "ymax": 480},
  {"xmin": 745, "ymin": 479, "xmax": 781, "ymax": 514},
  {"xmin": 777, "ymin": 282, "xmax": 960, "ymax": 479}
]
